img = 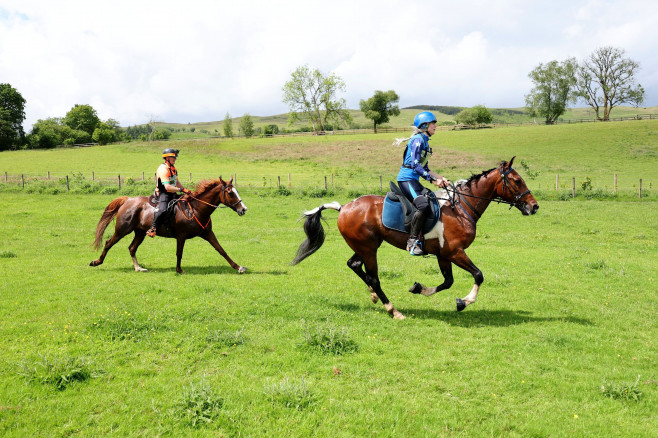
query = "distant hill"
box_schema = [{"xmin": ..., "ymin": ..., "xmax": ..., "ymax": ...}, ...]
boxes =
[{"xmin": 139, "ymin": 105, "xmax": 658, "ymax": 139}]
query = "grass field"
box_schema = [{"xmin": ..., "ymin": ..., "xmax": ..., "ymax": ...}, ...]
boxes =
[
  {"xmin": 0, "ymin": 120, "xmax": 657, "ymax": 436},
  {"xmin": 149, "ymin": 105, "xmax": 658, "ymax": 138}
]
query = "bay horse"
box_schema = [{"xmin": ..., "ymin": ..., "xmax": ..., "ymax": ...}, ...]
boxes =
[
  {"xmin": 90, "ymin": 177, "xmax": 247, "ymax": 274},
  {"xmin": 291, "ymin": 157, "xmax": 539, "ymax": 319}
]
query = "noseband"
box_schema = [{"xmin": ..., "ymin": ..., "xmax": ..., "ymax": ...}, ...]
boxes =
[{"xmin": 500, "ymin": 167, "xmax": 531, "ymax": 210}]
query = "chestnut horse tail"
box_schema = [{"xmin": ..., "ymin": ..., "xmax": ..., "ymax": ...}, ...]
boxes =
[
  {"xmin": 92, "ymin": 197, "xmax": 129, "ymax": 250},
  {"xmin": 291, "ymin": 201, "xmax": 342, "ymax": 266}
]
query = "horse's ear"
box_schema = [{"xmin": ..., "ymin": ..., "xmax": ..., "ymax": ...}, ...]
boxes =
[
  {"xmin": 228, "ymin": 177, "xmax": 233, "ymax": 186},
  {"xmin": 508, "ymin": 156, "xmax": 516, "ymax": 168}
]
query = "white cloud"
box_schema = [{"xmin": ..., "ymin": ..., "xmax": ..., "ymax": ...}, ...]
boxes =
[{"xmin": 1, "ymin": 0, "xmax": 657, "ymax": 129}]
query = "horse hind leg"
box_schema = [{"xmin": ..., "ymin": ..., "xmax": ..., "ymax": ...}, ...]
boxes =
[
  {"xmin": 360, "ymin": 253, "xmax": 405, "ymax": 320},
  {"xmin": 347, "ymin": 254, "xmax": 378, "ymax": 303},
  {"xmin": 90, "ymin": 231, "xmax": 126, "ymax": 267},
  {"xmin": 128, "ymin": 230, "xmax": 148, "ymax": 272}
]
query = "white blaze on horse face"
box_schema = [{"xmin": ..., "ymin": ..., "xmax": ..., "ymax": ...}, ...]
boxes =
[{"xmin": 233, "ymin": 187, "xmax": 247, "ymax": 211}]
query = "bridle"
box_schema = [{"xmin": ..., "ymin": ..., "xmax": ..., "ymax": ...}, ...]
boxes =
[
  {"xmin": 500, "ymin": 167, "xmax": 532, "ymax": 210},
  {"xmin": 443, "ymin": 166, "xmax": 532, "ymax": 224},
  {"xmin": 187, "ymin": 185, "xmax": 243, "ymax": 210},
  {"xmin": 175, "ymin": 184, "xmax": 243, "ymax": 230}
]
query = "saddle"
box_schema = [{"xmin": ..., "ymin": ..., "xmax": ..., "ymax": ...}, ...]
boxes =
[{"xmin": 382, "ymin": 182, "xmax": 440, "ymax": 234}]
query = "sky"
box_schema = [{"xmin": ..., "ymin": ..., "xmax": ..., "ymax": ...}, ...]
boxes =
[{"xmin": 1, "ymin": 0, "xmax": 657, "ymax": 129}]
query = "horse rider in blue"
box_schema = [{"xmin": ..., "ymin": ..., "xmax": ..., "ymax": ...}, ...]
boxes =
[{"xmin": 396, "ymin": 111, "xmax": 450, "ymax": 255}]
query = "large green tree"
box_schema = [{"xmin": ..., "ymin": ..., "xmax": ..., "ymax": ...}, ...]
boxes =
[
  {"xmin": 576, "ymin": 46, "xmax": 645, "ymax": 121},
  {"xmin": 63, "ymin": 104, "xmax": 101, "ymax": 135},
  {"xmin": 525, "ymin": 58, "xmax": 578, "ymax": 124},
  {"xmin": 239, "ymin": 113, "xmax": 254, "ymax": 138},
  {"xmin": 455, "ymin": 105, "xmax": 493, "ymax": 126},
  {"xmin": 0, "ymin": 83, "xmax": 27, "ymax": 150},
  {"xmin": 282, "ymin": 65, "xmax": 351, "ymax": 134},
  {"xmin": 223, "ymin": 112, "xmax": 233, "ymax": 138},
  {"xmin": 359, "ymin": 90, "xmax": 400, "ymax": 133}
]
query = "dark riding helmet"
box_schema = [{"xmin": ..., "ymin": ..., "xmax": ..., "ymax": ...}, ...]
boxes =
[
  {"xmin": 162, "ymin": 148, "xmax": 179, "ymax": 159},
  {"xmin": 413, "ymin": 111, "xmax": 437, "ymax": 130}
]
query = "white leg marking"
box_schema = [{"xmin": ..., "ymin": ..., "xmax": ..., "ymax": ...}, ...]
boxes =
[
  {"xmin": 132, "ymin": 257, "xmax": 147, "ymax": 272},
  {"xmin": 461, "ymin": 284, "xmax": 480, "ymax": 306},
  {"xmin": 384, "ymin": 303, "xmax": 405, "ymax": 319}
]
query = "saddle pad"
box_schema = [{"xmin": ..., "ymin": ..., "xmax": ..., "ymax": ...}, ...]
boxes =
[
  {"xmin": 382, "ymin": 197, "xmax": 407, "ymax": 233},
  {"xmin": 382, "ymin": 195, "xmax": 441, "ymax": 234}
]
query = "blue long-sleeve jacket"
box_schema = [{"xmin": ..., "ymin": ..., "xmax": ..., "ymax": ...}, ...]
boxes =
[{"xmin": 396, "ymin": 133, "xmax": 434, "ymax": 182}]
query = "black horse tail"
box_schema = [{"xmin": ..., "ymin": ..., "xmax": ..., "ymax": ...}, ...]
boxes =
[{"xmin": 291, "ymin": 201, "xmax": 342, "ymax": 265}]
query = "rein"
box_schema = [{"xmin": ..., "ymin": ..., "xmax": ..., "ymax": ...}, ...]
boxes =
[
  {"xmin": 176, "ymin": 185, "xmax": 242, "ymax": 230},
  {"xmin": 440, "ymin": 167, "xmax": 531, "ymax": 224}
]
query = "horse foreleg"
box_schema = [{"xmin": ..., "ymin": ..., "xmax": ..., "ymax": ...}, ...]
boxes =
[
  {"xmin": 175, "ymin": 238, "xmax": 186, "ymax": 274},
  {"xmin": 90, "ymin": 232, "xmax": 125, "ymax": 267},
  {"xmin": 201, "ymin": 230, "xmax": 246, "ymax": 274},
  {"xmin": 450, "ymin": 250, "xmax": 483, "ymax": 312},
  {"xmin": 409, "ymin": 256, "xmax": 454, "ymax": 297},
  {"xmin": 129, "ymin": 230, "xmax": 148, "ymax": 272},
  {"xmin": 347, "ymin": 254, "xmax": 378, "ymax": 303}
]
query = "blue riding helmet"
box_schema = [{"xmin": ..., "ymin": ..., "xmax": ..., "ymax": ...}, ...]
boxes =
[{"xmin": 413, "ymin": 111, "xmax": 437, "ymax": 130}]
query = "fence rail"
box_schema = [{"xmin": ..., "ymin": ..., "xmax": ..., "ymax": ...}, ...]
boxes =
[{"xmin": 2, "ymin": 171, "xmax": 653, "ymax": 198}]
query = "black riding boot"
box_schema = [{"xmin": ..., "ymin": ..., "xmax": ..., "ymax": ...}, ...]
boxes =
[
  {"xmin": 407, "ymin": 210, "xmax": 425, "ymax": 256},
  {"xmin": 147, "ymin": 208, "xmax": 165, "ymax": 237}
]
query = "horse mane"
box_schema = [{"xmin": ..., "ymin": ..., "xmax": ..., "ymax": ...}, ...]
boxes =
[
  {"xmin": 191, "ymin": 178, "xmax": 224, "ymax": 196},
  {"xmin": 462, "ymin": 160, "xmax": 508, "ymax": 187}
]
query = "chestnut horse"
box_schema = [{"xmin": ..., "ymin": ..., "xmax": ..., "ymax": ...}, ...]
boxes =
[
  {"xmin": 90, "ymin": 178, "xmax": 247, "ymax": 273},
  {"xmin": 291, "ymin": 157, "xmax": 538, "ymax": 319}
]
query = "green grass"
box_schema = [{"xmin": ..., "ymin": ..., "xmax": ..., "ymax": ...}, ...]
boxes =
[
  {"xmin": 0, "ymin": 190, "xmax": 656, "ymax": 436},
  {"xmin": 1, "ymin": 119, "xmax": 657, "ymax": 196},
  {"xmin": 0, "ymin": 121, "xmax": 657, "ymax": 435}
]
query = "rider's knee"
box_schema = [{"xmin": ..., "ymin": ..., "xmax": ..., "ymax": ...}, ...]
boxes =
[{"xmin": 413, "ymin": 196, "xmax": 430, "ymax": 213}]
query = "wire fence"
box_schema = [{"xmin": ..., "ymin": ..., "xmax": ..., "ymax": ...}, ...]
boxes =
[{"xmin": 2, "ymin": 170, "xmax": 653, "ymax": 199}]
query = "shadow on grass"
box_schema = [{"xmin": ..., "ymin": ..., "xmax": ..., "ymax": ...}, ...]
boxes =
[
  {"xmin": 332, "ymin": 302, "xmax": 592, "ymax": 327},
  {"xmin": 92, "ymin": 265, "xmax": 289, "ymax": 276},
  {"xmin": 397, "ymin": 307, "xmax": 592, "ymax": 327}
]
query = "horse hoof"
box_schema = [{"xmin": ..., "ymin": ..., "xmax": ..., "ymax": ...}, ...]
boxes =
[
  {"xmin": 90, "ymin": 260, "xmax": 99, "ymax": 267},
  {"xmin": 456, "ymin": 298, "xmax": 466, "ymax": 312},
  {"xmin": 238, "ymin": 266, "xmax": 247, "ymax": 274},
  {"xmin": 409, "ymin": 282, "xmax": 422, "ymax": 294},
  {"xmin": 393, "ymin": 312, "xmax": 406, "ymax": 320}
]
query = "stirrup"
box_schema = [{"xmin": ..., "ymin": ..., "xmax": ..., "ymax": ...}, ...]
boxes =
[
  {"xmin": 146, "ymin": 227, "xmax": 156, "ymax": 238},
  {"xmin": 409, "ymin": 239, "xmax": 424, "ymax": 256}
]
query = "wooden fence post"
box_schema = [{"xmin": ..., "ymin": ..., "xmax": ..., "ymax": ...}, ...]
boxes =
[
  {"xmin": 22, "ymin": 174, "xmax": 25, "ymax": 188},
  {"xmin": 572, "ymin": 177, "xmax": 575, "ymax": 198},
  {"xmin": 92, "ymin": 171, "xmax": 94, "ymax": 181},
  {"xmin": 288, "ymin": 173, "xmax": 291, "ymax": 187},
  {"xmin": 142, "ymin": 172, "xmax": 145, "ymax": 181},
  {"xmin": 278, "ymin": 176, "xmax": 281, "ymax": 188},
  {"xmin": 331, "ymin": 173, "xmax": 334, "ymax": 187},
  {"xmin": 4, "ymin": 172, "xmax": 7, "ymax": 183},
  {"xmin": 189, "ymin": 172, "xmax": 191, "ymax": 182},
  {"xmin": 47, "ymin": 171, "xmax": 50, "ymax": 180},
  {"xmin": 118, "ymin": 175, "xmax": 121, "ymax": 189},
  {"xmin": 324, "ymin": 176, "xmax": 327, "ymax": 190},
  {"xmin": 555, "ymin": 174, "xmax": 559, "ymax": 191},
  {"xmin": 614, "ymin": 174, "xmax": 617, "ymax": 193},
  {"xmin": 639, "ymin": 179, "xmax": 642, "ymax": 198},
  {"xmin": 66, "ymin": 175, "xmax": 69, "ymax": 192},
  {"xmin": 380, "ymin": 175, "xmax": 383, "ymax": 191}
]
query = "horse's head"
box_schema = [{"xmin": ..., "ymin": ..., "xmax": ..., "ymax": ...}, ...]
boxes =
[
  {"xmin": 496, "ymin": 157, "xmax": 539, "ymax": 216},
  {"xmin": 220, "ymin": 178, "xmax": 247, "ymax": 216}
]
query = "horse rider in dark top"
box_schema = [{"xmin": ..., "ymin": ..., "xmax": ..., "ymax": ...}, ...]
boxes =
[
  {"xmin": 396, "ymin": 111, "xmax": 450, "ymax": 255},
  {"xmin": 146, "ymin": 148, "xmax": 192, "ymax": 238}
]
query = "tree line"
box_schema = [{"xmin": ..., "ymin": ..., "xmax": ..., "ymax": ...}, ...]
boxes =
[{"xmin": 0, "ymin": 46, "xmax": 646, "ymax": 150}]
